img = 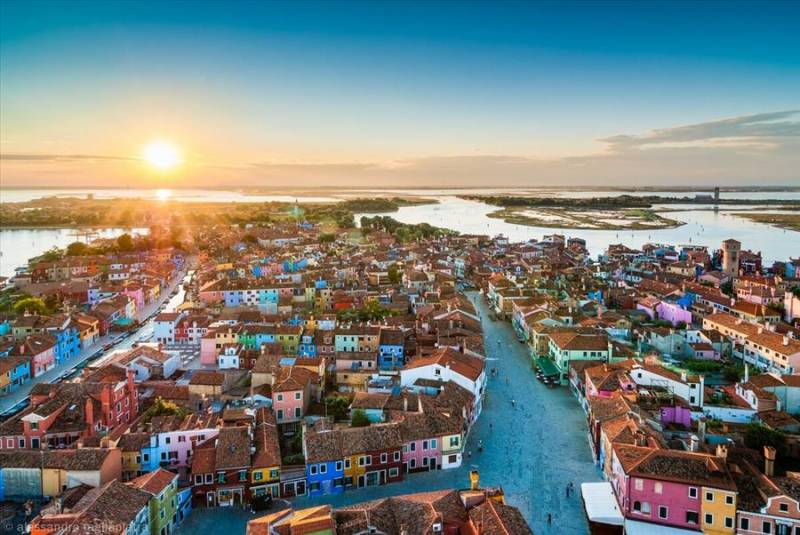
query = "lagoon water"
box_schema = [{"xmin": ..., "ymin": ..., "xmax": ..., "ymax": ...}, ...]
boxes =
[
  {"xmin": 0, "ymin": 228, "xmax": 148, "ymax": 277},
  {"xmin": 356, "ymin": 197, "xmax": 798, "ymax": 266},
  {"xmin": 0, "ymin": 188, "xmax": 797, "ymax": 276}
]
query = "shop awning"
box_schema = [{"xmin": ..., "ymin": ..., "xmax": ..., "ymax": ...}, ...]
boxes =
[
  {"xmin": 581, "ymin": 482, "xmax": 623, "ymax": 526},
  {"xmin": 535, "ymin": 357, "xmax": 560, "ymax": 377},
  {"xmin": 625, "ymin": 519, "xmax": 701, "ymax": 535}
]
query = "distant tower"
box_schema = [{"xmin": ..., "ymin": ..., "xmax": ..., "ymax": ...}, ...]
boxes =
[
  {"xmin": 714, "ymin": 187, "xmax": 720, "ymax": 203},
  {"xmin": 722, "ymin": 238, "xmax": 741, "ymax": 278}
]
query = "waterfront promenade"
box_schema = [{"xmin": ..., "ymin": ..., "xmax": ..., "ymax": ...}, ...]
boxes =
[
  {"xmin": 180, "ymin": 292, "xmax": 601, "ymax": 535},
  {"xmin": 0, "ymin": 266, "xmax": 191, "ymax": 415}
]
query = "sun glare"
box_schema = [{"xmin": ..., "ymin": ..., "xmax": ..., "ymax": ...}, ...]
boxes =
[{"xmin": 142, "ymin": 140, "xmax": 182, "ymax": 171}]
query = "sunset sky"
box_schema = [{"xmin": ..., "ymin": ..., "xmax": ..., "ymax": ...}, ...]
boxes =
[{"xmin": 1, "ymin": 0, "xmax": 798, "ymax": 188}]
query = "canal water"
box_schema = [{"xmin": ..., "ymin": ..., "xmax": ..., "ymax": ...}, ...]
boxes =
[{"xmin": 179, "ymin": 293, "xmax": 601, "ymax": 535}]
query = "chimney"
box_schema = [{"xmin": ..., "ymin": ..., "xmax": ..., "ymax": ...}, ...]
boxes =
[
  {"xmin": 680, "ymin": 371, "xmax": 688, "ymax": 382},
  {"xmin": 470, "ymin": 470, "xmax": 480, "ymax": 491},
  {"xmin": 715, "ymin": 444, "xmax": 728, "ymax": 459},
  {"xmin": 764, "ymin": 446, "xmax": 776, "ymax": 476},
  {"xmin": 784, "ymin": 336, "xmax": 790, "ymax": 346},
  {"xmin": 689, "ymin": 434, "xmax": 699, "ymax": 452},
  {"xmin": 403, "ymin": 395, "xmax": 408, "ymax": 413}
]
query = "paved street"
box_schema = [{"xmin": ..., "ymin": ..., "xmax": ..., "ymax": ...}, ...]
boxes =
[
  {"xmin": 0, "ymin": 266, "xmax": 193, "ymax": 415},
  {"xmin": 180, "ymin": 292, "xmax": 601, "ymax": 535}
]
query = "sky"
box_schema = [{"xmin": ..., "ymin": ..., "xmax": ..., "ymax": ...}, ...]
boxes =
[{"xmin": 1, "ymin": 0, "xmax": 799, "ymax": 189}]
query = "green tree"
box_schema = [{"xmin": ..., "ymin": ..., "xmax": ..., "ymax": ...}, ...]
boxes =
[
  {"xmin": 388, "ymin": 263, "xmax": 402, "ymax": 284},
  {"xmin": 744, "ymin": 423, "xmax": 787, "ymax": 457},
  {"xmin": 142, "ymin": 397, "xmax": 190, "ymax": 423},
  {"xmin": 66, "ymin": 241, "xmax": 91, "ymax": 256},
  {"xmin": 723, "ymin": 365, "xmax": 743, "ymax": 383},
  {"xmin": 13, "ymin": 297, "xmax": 48, "ymax": 315},
  {"xmin": 40, "ymin": 247, "xmax": 63, "ymax": 262},
  {"xmin": 116, "ymin": 233, "xmax": 134, "ymax": 251},
  {"xmin": 319, "ymin": 233, "xmax": 336, "ymax": 244},
  {"xmin": 351, "ymin": 409, "xmax": 370, "ymax": 427},
  {"xmin": 324, "ymin": 396, "xmax": 351, "ymax": 421}
]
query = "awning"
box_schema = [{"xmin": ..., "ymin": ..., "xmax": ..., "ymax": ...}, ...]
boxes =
[
  {"xmin": 624, "ymin": 519, "xmax": 701, "ymax": 535},
  {"xmin": 581, "ymin": 482, "xmax": 623, "ymax": 526},
  {"xmin": 535, "ymin": 357, "xmax": 560, "ymax": 377}
]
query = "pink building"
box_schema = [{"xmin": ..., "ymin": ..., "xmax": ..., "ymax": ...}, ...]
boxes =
[
  {"xmin": 659, "ymin": 405, "xmax": 692, "ymax": 428},
  {"xmin": 272, "ymin": 367, "xmax": 314, "ymax": 426},
  {"xmin": 656, "ymin": 301, "xmax": 693, "ymax": 326},
  {"xmin": 14, "ymin": 334, "xmax": 57, "ymax": 377}
]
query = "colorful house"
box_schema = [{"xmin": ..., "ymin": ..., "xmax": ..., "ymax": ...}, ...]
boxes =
[
  {"xmin": 129, "ymin": 468, "xmax": 180, "ymax": 535},
  {"xmin": 250, "ymin": 408, "xmax": 282, "ymax": 499}
]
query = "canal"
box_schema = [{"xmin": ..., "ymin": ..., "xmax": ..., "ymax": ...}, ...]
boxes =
[{"xmin": 179, "ymin": 293, "xmax": 601, "ymax": 534}]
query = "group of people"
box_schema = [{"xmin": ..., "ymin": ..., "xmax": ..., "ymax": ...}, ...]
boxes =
[{"xmin": 545, "ymin": 483, "xmax": 576, "ymax": 527}]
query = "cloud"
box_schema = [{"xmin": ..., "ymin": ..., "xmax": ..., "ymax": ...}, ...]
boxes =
[
  {"xmin": 0, "ymin": 153, "xmax": 137, "ymax": 162},
  {"xmin": 2, "ymin": 111, "xmax": 798, "ymax": 187},
  {"xmin": 598, "ymin": 110, "xmax": 800, "ymax": 151}
]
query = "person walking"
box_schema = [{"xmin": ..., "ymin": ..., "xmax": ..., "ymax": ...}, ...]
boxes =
[{"xmin": 546, "ymin": 513, "xmax": 552, "ymax": 525}]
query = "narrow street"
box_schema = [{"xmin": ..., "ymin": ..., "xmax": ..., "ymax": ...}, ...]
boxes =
[
  {"xmin": 181, "ymin": 292, "xmax": 601, "ymax": 535},
  {"xmin": 0, "ymin": 266, "xmax": 193, "ymax": 415}
]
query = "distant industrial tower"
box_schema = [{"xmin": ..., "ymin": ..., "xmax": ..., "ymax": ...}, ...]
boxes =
[{"xmin": 722, "ymin": 238, "xmax": 741, "ymax": 278}]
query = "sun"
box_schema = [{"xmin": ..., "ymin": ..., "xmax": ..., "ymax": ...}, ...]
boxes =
[{"xmin": 142, "ymin": 140, "xmax": 182, "ymax": 171}]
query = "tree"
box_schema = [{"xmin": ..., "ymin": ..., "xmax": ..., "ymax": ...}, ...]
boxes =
[
  {"xmin": 744, "ymin": 423, "xmax": 787, "ymax": 457},
  {"xmin": 388, "ymin": 263, "xmax": 402, "ymax": 284},
  {"xmin": 66, "ymin": 241, "xmax": 91, "ymax": 256},
  {"xmin": 142, "ymin": 397, "xmax": 189, "ymax": 423},
  {"xmin": 324, "ymin": 396, "xmax": 351, "ymax": 421},
  {"xmin": 723, "ymin": 365, "xmax": 743, "ymax": 383},
  {"xmin": 116, "ymin": 233, "xmax": 134, "ymax": 251},
  {"xmin": 319, "ymin": 233, "xmax": 336, "ymax": 244},
  {"xmin": 351, "ymin": 409, "xmax": 370, "ymax": 427},
  {"xmin": 40, "ymin": 247, "xmax": 63, "ymax": 262},
  {"xmin": 13, "ymin": 297, "xmax": 48, "ymax": 315}
]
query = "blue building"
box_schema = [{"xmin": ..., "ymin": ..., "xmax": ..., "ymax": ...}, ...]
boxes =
[
  {"xmin": 378, "ymin": 329, "xmax": 405, "ymax": 370},
  {"xmin": 1, "ymin": 357, "xmax": 31, "ymax": 395},
  {"xmin": 305, "ymin": 459, "xmax": 344, "ymax": 496}
]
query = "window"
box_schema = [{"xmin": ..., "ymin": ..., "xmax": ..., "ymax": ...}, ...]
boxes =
[
  {"xmin": 319, "ymin": 464, "xmax": 327, "ymax": 474},
  {"xmin": 654, "ymin": 482, "xmax": 663, "ymax": 494},
  {"xmin": 634, "ymin": 478, "xmax": 643, "ymax": 491},
  {"xmin": 333, "ymin": 477, "xmax": 344, "ymax": 487},
  {"xmin": 276, "ymin": 394, "xmax": 283, "ymax": 402},
  {"xmin": 194, "ymin": 474, "xmax": 203, "ymax": 485},
  {"xmin": 393, "ymin": 451, "xmax": 400, "ymax": 462},
  {"xmin": 178, "ymin": 436, "xmax": 186, "ymax": 443},
  {"xmin": 402, "ymin": 444, "xmax": 409, "ymax": 453},
  {"xmin": 310, "ymin": 465, "xmax": 318, "ymax": 475},
  {"xmin": 633, "ymin": 501, "xmax": 641, "ymax": 512},
  {"xmin": 431, "ymin": 439, "xmax": 437, "ymax": 449},
  {"xmin": 688, "ymin": 487, "xmax": 698, "ymax": 499},
  {"xmin": 705, "ymin": 513, "xmax": 713, "ymax": 525},
  {"xmin": 449, "ymin": 436, "xmax": 459, "ymax": 447},
  {"xmin": 740, "ymin": 518, "xmax": 750, "ymax": 531},
  {"xmin": 205, "ymin": 474, "xmax": 213, "ymax": 484},
  {"xmin": 725, "ymin": 517, "xmax": 733, "ymax": 529},
  {"xmin": 686, "ymin": 511, "xmax": 699, "ymax": 524},
  {"xmin": 310, "ymin": 482, "xmax": 320, "ymax": 492},
  {"xmin": 217, "ymin": 472, "xmax": 225, "ymax": 483},
  {"xmin": 335, "ymin": 461, "xmax": 343, "ymax": 472},
  {"xmin": 294, "ymin": 407, "xmax": 301, "ymax": 418},
  {"xmin": 295, "ymin": 392, "xmax": 301, "ymax": 400},
  {"xmin": 448, "ymin": 454, "xmax": 457, "ymax": 463},
  {"xmin": 641, "ymin": 503, "xmax": 651, "ymax": 515},
  {"xmin": 658, "ymin": 506, "xmax": 668, "ymax": 519},
  {"xmin": 277, "ymin": 409, "xmax": 283, "ymax": 420},
  {"xmin": 165, "ymin": 437, "xmax": 171, "ymax": 444},
  {"xmin": 409, "ymin": 459, "xmax": 416, "ymax": 469},
  {"xmin": 423, "ymin": 440, "xmax": 428, "ymax": 450},
  {"xmin": 706, "ymin": 491, "xmax": 714, "ymax": 501},
  {"xmin": 380, "ymin": 453, "xmax": 387, "ymax": 464},
  {"xmin": 780, "ymin": 503, "xmax": 789, "ymax": 512},
  {"xmin": 239, "ymin": 470, "xmax": 247, "ymax": 481},
  {"xmin": 344, "ymin": 459, "xmax": 351, "ymax": 469},
  {"xmin": 254, "ymin": 472, "xmax": 263, "ymax": 481},
  {"xmin": 410, "ymin": 442, "xmax": 416, "ymax": 452},
  {"xmin": 763, "ymin": 521, "xmax": 771, "ymax": 534},
  {"xmin": 726, "ymin": 495, "xmax": 734, "ymax": 505},
  {"xmin": 389, "ymin": 467, "xmax": 399, "ymax": 477}
]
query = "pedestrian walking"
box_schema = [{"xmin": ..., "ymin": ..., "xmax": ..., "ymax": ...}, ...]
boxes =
[
  {"xmin": 565, "ymin": 484, "xmax": 570, "ymax": 498},
  {"xmin": 546, "ymin": 513, "xmax": 552, "ymax": 525}
]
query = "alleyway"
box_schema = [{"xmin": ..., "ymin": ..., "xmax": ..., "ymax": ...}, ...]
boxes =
[{"xmin": 181, "ymin": 293, "xmax": 601, "ymax": 534}]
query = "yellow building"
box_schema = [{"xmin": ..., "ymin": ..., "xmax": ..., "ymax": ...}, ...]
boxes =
[
  {"xmin": 343, "ymin": 454, "xmax": 367, "ymax": 487},
  {"xmin": 702, "ymin": 486, "xmax": 737, "ymax": 535}
]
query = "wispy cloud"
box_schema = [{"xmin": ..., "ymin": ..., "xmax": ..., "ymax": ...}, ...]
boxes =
[
  {"xmin": 599, "ymin": 110, "xmax": 800, "ymax": 151},
  {"xmin": 0, "ymin": 153, "xmax": 137, "ymax": 162}
]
